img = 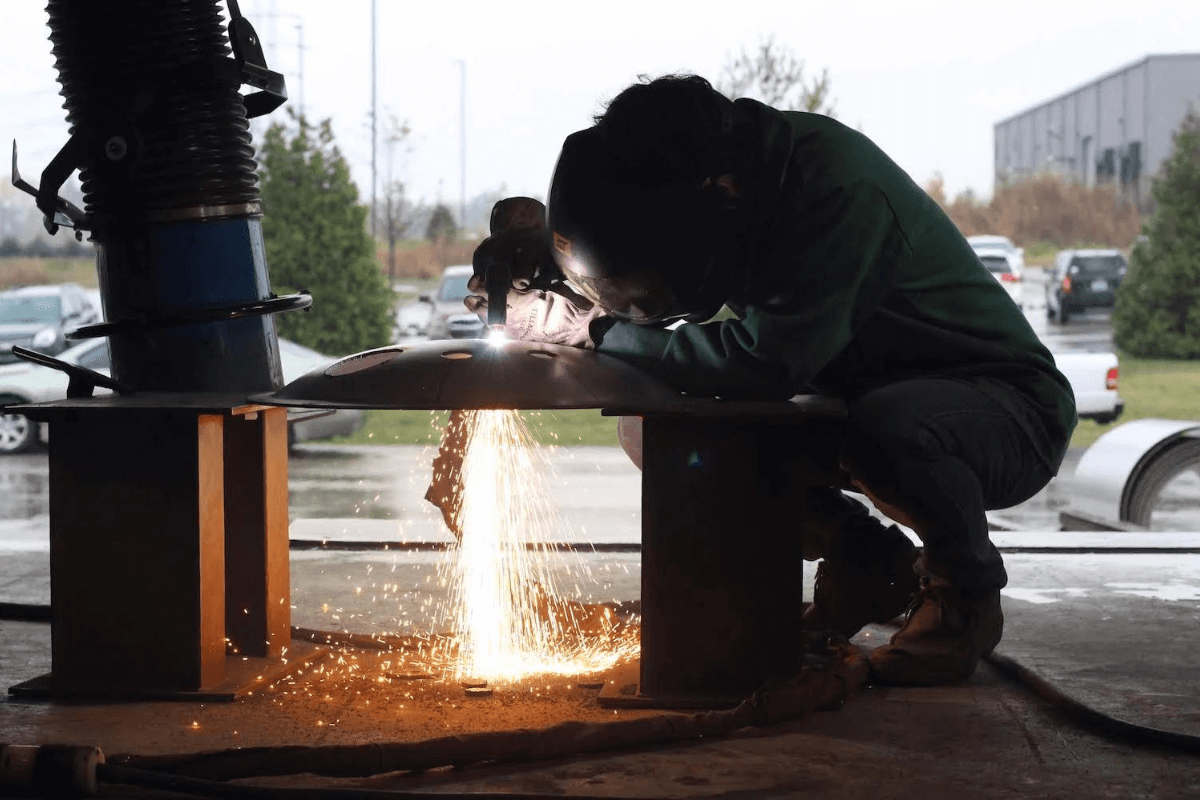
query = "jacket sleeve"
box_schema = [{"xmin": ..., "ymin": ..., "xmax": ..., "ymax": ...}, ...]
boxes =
[{"xmin": 595, "ymin": 182, "xmax": 909, "ymax": 399}]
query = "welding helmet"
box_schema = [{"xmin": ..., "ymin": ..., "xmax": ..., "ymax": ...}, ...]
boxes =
[{"xmin": 545, "ymin": 127, "xmax": 744, "ymax": 325}]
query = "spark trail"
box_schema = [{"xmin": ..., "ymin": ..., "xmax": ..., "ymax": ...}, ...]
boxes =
[{"xmin": 440, "ymin": 409, "xmax": 635, "ymax": 682}]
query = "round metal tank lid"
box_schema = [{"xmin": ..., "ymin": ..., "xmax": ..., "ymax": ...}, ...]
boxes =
[{"xmin": 248, "ymin": 339, "xmax": 688, "ymax": 411}]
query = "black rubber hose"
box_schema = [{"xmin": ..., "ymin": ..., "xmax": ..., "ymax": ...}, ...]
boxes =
[
  {"xmin": 0, "ymin": 601, "xmax": 50, "ymax": 622},
  {"xmin": 98, "ymin": 763, "xmax": 655, "ymax": 800},
  {"xmin": 45, "ymin": 0, "xmax": 260, "ymax": 220},
  {"xmin": 983, "ymin": 649, "xmax": 1200, "ymax": 755},
  {"xmin": 881, "ymin": 612, "xmax": 1200, "ymax": 756}
]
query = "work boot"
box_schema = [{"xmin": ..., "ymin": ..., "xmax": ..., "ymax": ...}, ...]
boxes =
[
  {"xmin": 868, "ymin": 578, "xmax": 1003, "ymax": 685},
  {"xmin": 801, "ymin": 535, "xmax": 921, "ymax": 639}
]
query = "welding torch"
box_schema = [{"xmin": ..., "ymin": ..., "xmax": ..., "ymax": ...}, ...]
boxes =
[{"xmin": 484, "ymin": 259, "xmax": 512, "ymax": 334}]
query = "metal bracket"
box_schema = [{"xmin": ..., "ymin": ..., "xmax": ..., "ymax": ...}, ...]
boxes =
[
  {"xmin": 10, "ymin": 141, "xmax": 90, "ymax": 237},
  {"xmin": 10, "ymin": 346, "xmax": 134, "ymax": 399},
  {"xmin": 226, "ymin": 0, "xmax": 288, "ymax": 118},
  {"xmin": 66, "ymin": 291, "xmax": 313, "ymax": 341}
]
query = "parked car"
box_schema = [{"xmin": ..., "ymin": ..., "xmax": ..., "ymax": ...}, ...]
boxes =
[
  {"xmin": 421, "ymin": 264, "xmax": 485, "ymax": 340},
  {"xmin": 1053, "ymin": 349, "xmax": 1124, "ymax": 424},
  {"xmin": 966, "ymin": 234, "xmax": 1026, "ymax": 272},
  {"xmin": 1046, "ymin": 249, "xmax": 1128, "ymax": 324},
  {"xmin": 0, "ymin": 283, "xmax": 101, "ymax": 365},
  {"xmin": 0, "ymin": 337, "xmax": 365, "ymax": 454},
  {"xmin": 967, "ymin": 235, "xmax": 1024, "ymax": 306},
  {"xmin": 393, "ymin": 285, "xmax": 433, "ymax": 339},
  {"xmin": 444, "ymin": 312, "xmax": 486, "ymax": 339}
]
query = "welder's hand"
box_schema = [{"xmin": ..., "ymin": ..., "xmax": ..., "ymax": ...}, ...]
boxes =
[
  {"xmin": 467, "ymin": 227, "xmax": 560, "ymax": 297},
  {"xmin": 482, "ymin": 286, "xmax": 609, "ymax": 349}
]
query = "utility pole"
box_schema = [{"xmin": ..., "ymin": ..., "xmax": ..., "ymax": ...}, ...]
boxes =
[
  {"xmin": 458, "ymin": 59, "xmax": 466, "ymax": 230},
  {"xmin": 384, "ymin": 120, "xmax": 409, "ymax": 290},
  {"xmin": 370, "ymin": 0, "xmax": 378, "ymax": 241},
  {"xmin": 296, "ymin": 20, "xmax": 305, "ymax": 120}
]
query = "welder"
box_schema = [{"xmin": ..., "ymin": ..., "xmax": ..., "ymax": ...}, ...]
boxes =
[{"xmin": 457, "ymin": 74, "xmax": 1076, "ymax": 685}]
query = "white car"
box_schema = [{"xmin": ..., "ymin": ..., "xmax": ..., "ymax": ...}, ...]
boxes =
[
  {"xmin": 420, "ymin": 264, "xmax": 485, "ymax": 340},
  {"xmin": 1053, "ymin": 349, "xmax": 1124, "ymax": 424},
  {"xmin": 966, "ymin": 235, "xmax": 1026, "ymax": 270},
  {"xmin": 967, "ymin": 234, "xmax": 1025, "ymax": 306},
  {"xmin": 0, "ymin": 337, "xmax": 365, "ymax": 454}
]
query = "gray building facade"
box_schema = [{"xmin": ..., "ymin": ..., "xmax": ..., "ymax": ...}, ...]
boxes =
[{"xmin": 994, "ymin": 53, "xmax": 1200, "ymax": 210}]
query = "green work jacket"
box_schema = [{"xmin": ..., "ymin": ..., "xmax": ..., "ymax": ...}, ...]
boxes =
[{"xmin": 595, "ymin": 99, "xmax": 1077, "ymax": 469}]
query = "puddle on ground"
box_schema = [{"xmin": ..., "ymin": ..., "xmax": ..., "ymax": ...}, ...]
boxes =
[
  {"xmin": 1105, "ymin": 583, "xmax": 1200, "ymax": 602},
  {"xmin": 1001, "ymin": 587, "xmax": 1090, "ymax": 605}
]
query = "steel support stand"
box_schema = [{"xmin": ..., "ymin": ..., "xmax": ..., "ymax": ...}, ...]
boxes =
[
  {"xmin": 600, "ymin": 398, "xmax": 846, "ymax": 709},
  {"xmin": 9, "ymin": 398, "xmax": 323, "ymax": 700}
]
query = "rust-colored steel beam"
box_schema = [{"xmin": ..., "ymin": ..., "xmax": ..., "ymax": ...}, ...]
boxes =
[{"xmin": 9, "ymin": 398, "xmax": 310, "ymax": 700}]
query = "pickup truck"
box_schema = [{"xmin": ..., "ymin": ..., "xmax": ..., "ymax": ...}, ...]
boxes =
[{"xmin": 1052, "ymin": 349, "xmax": 1124, "ymax": 424}]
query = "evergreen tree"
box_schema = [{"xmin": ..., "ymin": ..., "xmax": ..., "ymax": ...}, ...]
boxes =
[
  {"xmin": 425, "ymin": 203, "xmax": 458, "ymax": 242},
  {"xmin": 258, "ymin": 114, "xmax": 393, "ymax": 356},
  {"xmin": 1113, "ymin": 107, "xmax": 1200, "ymax": 358}
]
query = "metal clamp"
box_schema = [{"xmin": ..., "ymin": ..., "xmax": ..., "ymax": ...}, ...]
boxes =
[
  {"xmin": 226, "ymin": 0, "xmax": 288, "ymax": 119},
  {"xmin": 10, "ymin": 142, "xmax": 89, "ymax": 237},
  {"xmin": 10, "ymin": 346, "xmax": 133, "ymax": 399}
]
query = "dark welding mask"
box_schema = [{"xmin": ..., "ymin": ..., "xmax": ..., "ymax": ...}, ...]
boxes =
[{"xmin": 545, "ymin": 127, "xmax": 742, "ymax": 325}]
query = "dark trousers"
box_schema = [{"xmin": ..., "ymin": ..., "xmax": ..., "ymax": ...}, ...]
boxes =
[{"xmin": 795, "ymin": 377, "xmax": 1059, "ymax": 596}]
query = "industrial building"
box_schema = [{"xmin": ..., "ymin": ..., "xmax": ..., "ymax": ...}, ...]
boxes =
[{"xmin": 994, "ymin": 53, "xmax": 1200, "ymax": 210}]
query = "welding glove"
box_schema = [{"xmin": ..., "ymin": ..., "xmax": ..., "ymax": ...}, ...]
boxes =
[
  {"xmin": 470, "ymin": 226, "xmax": 559, "ymax": 293},
  {"xmin": 465, "ymin": 285, "xmax": 610, "ymax": 349}
]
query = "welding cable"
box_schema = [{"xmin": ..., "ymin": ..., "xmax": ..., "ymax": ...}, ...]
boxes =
[
  {"xmin": 109, "ymin": 668, "xmax": 855, "ymax": 785},
  {"xmin": 874, "ymin": 616, "xmax": 1200, "ymax": 756},
  {"xmin": 0, "ymin": 601, "xmax": 50, "ymax": 622},
  {"xmin": 982, "ymin": 649, "xmax": 1200, "ymax": 755},
  {"xmin": 96, "ymin": 762, "xmax": 658, "ymax": 800}
]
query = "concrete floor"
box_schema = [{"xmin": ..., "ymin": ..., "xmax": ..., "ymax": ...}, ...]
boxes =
[
  {"xmin": 4, "ymin": 548, "xmax": 1200, "ymax": 796},
  {"xmin": 3, "ymin": 444, "xmax": 1200, "ymax": 797}
]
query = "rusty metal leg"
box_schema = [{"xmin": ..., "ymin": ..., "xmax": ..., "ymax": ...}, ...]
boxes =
[
  {"xmin": 636, "ymin": 416, "xmax": 806, "ymax": 706},
  {"xmin": 224, "ymin": 407, "xmax": 290, "ymax": 659},
  {"xmin": 45, "ymin": 411, "xmax": 227, "ymax": 694}
]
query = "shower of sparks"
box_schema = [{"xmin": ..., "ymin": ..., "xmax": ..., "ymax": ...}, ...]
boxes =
[{"xmin": 438, "ymin": 409, "xmax": 636, "ymax": 683}]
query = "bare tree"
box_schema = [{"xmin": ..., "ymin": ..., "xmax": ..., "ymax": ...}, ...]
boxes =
[
  {"xmin": 717, "ymin": 36, "xmax": 836, "ymax": 116},
  {"xmin": 380, "ymin": 178, "xmax": 418, "ymax": 286},
  {"xmin": 377, "ymin": 117, "xmax": 417, "ymax": 286}
]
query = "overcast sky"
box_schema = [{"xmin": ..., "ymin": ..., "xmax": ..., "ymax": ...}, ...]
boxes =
[{"xmin": 4, "ymin": 0, "xmax": 1199, "ymax": 213}]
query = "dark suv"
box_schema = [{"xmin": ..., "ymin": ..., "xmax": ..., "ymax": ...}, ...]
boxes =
[
  {"xmin": 1047, "ymin": 249, "xmax": 1127, "ymax": 324},
  {"xmin": 0, "ymin": 283, "xmax": 101, "ymax": 364}
]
